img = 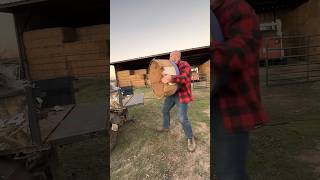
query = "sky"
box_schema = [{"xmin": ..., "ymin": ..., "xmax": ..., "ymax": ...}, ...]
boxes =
[
  {"xmin": 0, "ymin": 13, "xmax": 19, "ymax": 58},
  {"xmin": 110, "ymin": 0, "xmax": 209, "ymax": 62}
]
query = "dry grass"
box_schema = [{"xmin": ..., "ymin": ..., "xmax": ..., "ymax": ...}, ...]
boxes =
[{"xmin": 111, "ymin": 87, "xmax": 210, "ymax": 180}]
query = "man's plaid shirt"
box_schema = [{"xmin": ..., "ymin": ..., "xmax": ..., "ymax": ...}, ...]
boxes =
[
  {"xmin": 172, "ymin": 60, "xmax": 193, "ymax": 104},
  {"xmin": 212, "ymin": 0, "xmax": 268, "ymax": 133}
]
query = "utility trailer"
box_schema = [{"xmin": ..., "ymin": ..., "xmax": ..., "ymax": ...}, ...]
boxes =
[
  {"xmin": 109, "ymin": 83, "xmax": 144, "ymax": 150},
  {"xmin": 0, "ymin": 0, "xmax": 109, "ymax": 179},
  {"xmin": 0, "ymin": 76, "xmax": 108, "ymax": 179}
]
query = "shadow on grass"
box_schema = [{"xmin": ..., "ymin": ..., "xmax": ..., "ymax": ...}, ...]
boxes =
[
  {"xmin": 56, "ymin": 78, "xmax": 107, "ymax": 180},
  {"xmin": 248, "ymin": 81, "xmax": 320, "ymax": 180}
]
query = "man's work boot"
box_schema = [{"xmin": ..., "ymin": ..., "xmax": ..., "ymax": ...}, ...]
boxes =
[
  {"xmin": 187, "ymin": 136, "xmax": 196, "ymax": 152},
  {"xmin": 156, "ymin": 127, "xmax": 169, "ymax": 132}
]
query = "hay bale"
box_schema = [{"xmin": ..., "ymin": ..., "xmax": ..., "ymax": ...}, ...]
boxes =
[
  {"xmin": 72, "ymin": 66, "xmax": 107, "ymax": 75},
  {"xmin": 29, "ymin": 62, "xmax": 67, "ymax": 71},
  {"xmin": 129, "ymin": 74, "xmax": 146, "ymax": 88},
  {"xmin": 117, "ymin": 70, "xmax": 130, "ymax": 77},
  {"xmin": 69, "ymin": 60, "xmax": 107, "ymax": 69},
  {"xmin": 28, "ymin": 56, "xmax": 67, "ymax": 65},
  {"xmin": 198, "ymin": 60, "xmax": 210, "ymax": 80},
  {"xmin": 64, "ymin": 40, "xmax": 107, "ymax": 56},
  {"xmin": 67, "ymin": 53, "xmax": 106, "ymax": 62},
  {"xmin": 30, "ymin": 69, "xmax": 69, "ymax": 81},
  {"xmin": 118, "ymin": 80, "xmax": 131, "ymax": 87},
  {"xmin": 23, "ymin": 27, "xmax": 76, "ymax": 44},
  {"xmin": 76, "ymin": 24, "xmax": 110, "ymax": 41},
  {"xmin": 26, "ymin": 46, "xmax": 64, "ymax": 59},
  {"xmin": 134, "ymin": 69, "xmax": 147, "ymax": 75}
]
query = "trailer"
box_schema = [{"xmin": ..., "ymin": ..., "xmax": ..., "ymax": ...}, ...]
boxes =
[{"xmin": 0, "ymin": 0, "xmax": 110, "ymax": 179}]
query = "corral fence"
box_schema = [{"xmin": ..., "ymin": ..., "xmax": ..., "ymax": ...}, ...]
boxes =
[{"xmin": 265, "ymin": 34, "xmax": 320, "ymax": 86}]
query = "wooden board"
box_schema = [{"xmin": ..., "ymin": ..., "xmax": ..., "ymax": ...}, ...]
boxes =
[
  {"xmin": 39, "ymin": 104, "xmax": 75, "ymax": 141},
  {"xmin": 47, "ymin": 101, "xmax": 107, "ymax": 145},
  {"xmin": 122, "ymin": 93, "xmax": 144, "ymax": 107}
]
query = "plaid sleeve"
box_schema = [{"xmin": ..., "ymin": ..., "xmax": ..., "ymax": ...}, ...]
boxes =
[
  {"xmin": 212, "ymin": 1, "xmax": 261, "ymax": 74},
  {"xmin": 172, "ymin": 62, "xmax": 191, "ymax": 85}
]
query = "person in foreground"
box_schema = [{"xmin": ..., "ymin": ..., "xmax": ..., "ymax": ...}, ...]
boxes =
[
  {"xmin": 157, "ymin": 50, "xmax": 196, "ymax": 152},
  {"xmin": 211, "ymin": 0, "xmax": 268, "ymax": 179}
]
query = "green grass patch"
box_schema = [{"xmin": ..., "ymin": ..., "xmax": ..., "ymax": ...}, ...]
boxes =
[{"xmin": 56, "ymin": 78, "xmax": 107, "ymax": 179}]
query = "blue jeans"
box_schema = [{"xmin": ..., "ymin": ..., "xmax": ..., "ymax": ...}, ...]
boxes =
[
  {"xmin": 162, "ymin": 94, "xmax": 193, "ymax": 139},
  {"xmin": 213, "ymin": 97, "xmax": 249, "ymax": 180}
]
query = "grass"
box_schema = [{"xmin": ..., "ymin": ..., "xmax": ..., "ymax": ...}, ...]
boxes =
[
  {"xmin": 53, "ymin": 76, "xmax": 320, "ymax": 179},
  {"xmin": 73, "ymin": 78, "xmax": 107, "ymax": 103},
  {"xmin": 56, "ymin": 78, "xmax": 107, "ymax": 180},
  {"xmin": 247, "ymin": 77, "xmax": 320, "ymax": 179},
  {"xmin": 111, "ymin": 87, "xmax": 210, "ymax": 180}
]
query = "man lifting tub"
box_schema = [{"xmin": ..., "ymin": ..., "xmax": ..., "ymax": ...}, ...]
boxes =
[{"xmin": 157, "ymin": 50, "xmax": 196, "ymax": 152}]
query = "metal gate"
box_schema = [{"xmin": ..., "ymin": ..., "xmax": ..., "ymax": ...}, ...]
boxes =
[{"xmin": 265, "ymin": 34, "xmax": 320, "ymax": 86}]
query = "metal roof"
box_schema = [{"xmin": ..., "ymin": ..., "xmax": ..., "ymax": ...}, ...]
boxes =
[
  {"xmin": 111, "ymin": 45, "xmax": 210, "ymax": 65},
  {"xmin": 111, "ymin": 46, "xmax": 210, "ymax": 71},
  {"xmin": 0, "ymin": 0, "xmax": 25, "ymax": 5},
  {"xmin": 0, "ymin": 0, "xmax": 46, "ymax": 11}
]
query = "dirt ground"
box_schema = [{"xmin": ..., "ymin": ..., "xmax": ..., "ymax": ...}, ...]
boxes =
[
  {"xmin": 111, "ymin": 87, "xmax": 210, "ymax": 180},
  {"xmin": 54, "ymin": 75, "xmax": 320, "ymax": 179},
  {"xmin": 247, "ymin": 69, "xmax": 320, "ymax": 180},
  {"xmin": 56, "ymin": 79, "xmax": 107, "ymax": 180}
]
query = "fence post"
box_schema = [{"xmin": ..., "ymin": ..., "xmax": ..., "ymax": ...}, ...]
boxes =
[
  {"xmin": 306, "ymin": 35, "xmax": 310, "ymax": 81},
  {"xmin": 265, "ymin": 37, "xmax": 269, "ymax": 87}
]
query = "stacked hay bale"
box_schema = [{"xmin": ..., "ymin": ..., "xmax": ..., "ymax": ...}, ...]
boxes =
[
  {"xmin": 130, "ymin": 69, "xmax": 146, "ymax": 88},
  {"xmin": 65, "ymin": 24, "xmax": 109, "ymax": 78},
  {"xmin": 116, "ymin": 69, "xmax": 147, "ymax": 88},
  {"xmin": 23, "ymin": 24, "xmax": 109, "ymax": 80},
  {"xmin": 117, "ymin": 70, "xmax": 131, "ymax": 87},
  {"xmin": 23, "ymin": 27, "xmax": 76, "ymax": 80},
  {"xmin": 198, "ymin": 60, "xmax": 210, "ymax": 81},
  {"xmin": 76, "ymin": 24, "xmax": 109, "ymax": 41}
]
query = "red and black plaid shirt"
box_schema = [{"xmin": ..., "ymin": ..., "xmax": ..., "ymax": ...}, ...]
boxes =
[
  {"xmin": 172, "ymin": 60, "xmax": 193, "ymax": 104},
  {"xmin": 212, "ymin": 0, "xmax": 268, "ymax": 133}
]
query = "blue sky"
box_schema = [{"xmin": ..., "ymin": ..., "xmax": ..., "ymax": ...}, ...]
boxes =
[{"xmin": 110, "ymin": 0, "xmax": 209, "ymax": 62}]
